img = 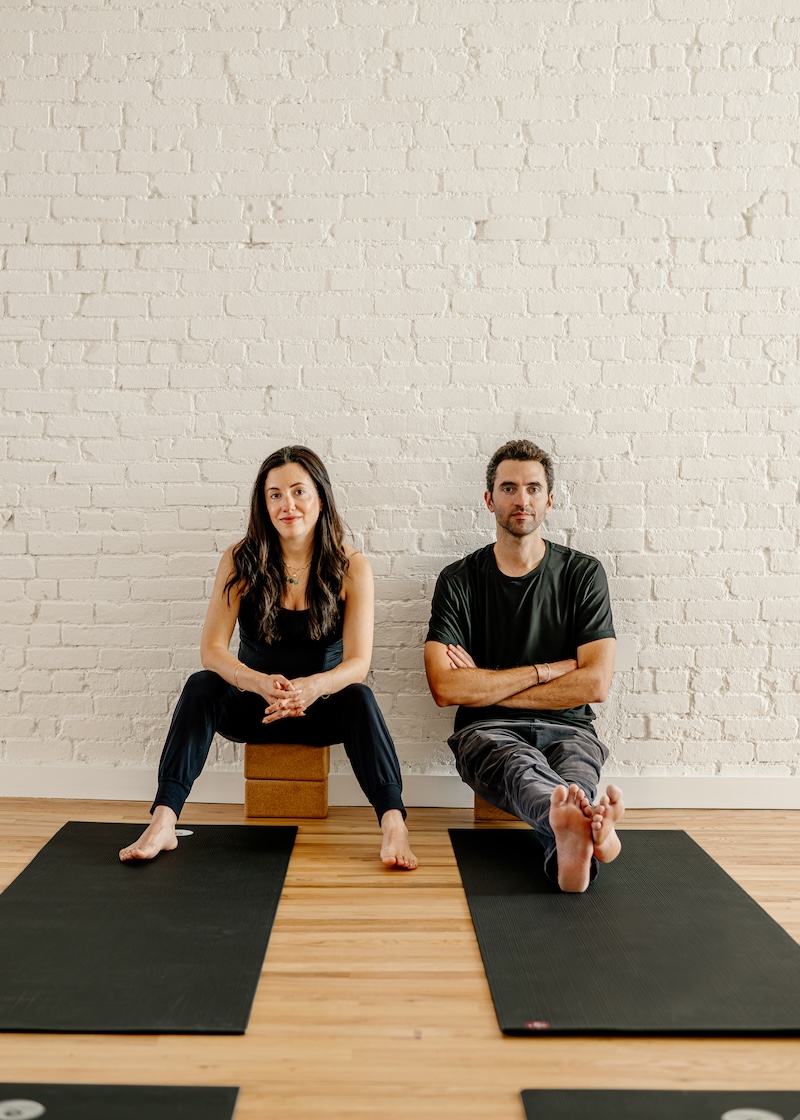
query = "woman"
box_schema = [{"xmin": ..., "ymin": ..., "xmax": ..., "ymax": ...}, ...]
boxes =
[{"xmin": 120, "ymin": 446, "xmax": 417, "ymax": 870}]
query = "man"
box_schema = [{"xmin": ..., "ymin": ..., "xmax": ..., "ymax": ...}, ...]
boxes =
[{"xmin": 424, "ymin": 439, "xmax": 623, "ymax": 892}]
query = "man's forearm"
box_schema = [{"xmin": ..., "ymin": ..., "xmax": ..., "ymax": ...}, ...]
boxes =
[
  {"xmin": 497, "ymin": 665, "xmax": 609, "ymax": 710},
  {"xmin": 434, "ymin": 664, "xmax": 539, "ymax": 708}
]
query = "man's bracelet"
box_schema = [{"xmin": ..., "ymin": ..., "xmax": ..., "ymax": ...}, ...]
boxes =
[
  {"xmin": 534, "ymin": 664, "xmax": 540, "ymax": 685},
  {"xmin": 542, "ymin": 662, "xmax": 551, "ymax": 684}
]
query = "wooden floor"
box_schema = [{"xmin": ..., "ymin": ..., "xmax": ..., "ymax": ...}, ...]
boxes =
[{"xmin": 2, "ymin": 798, "xmax": 800, "ymax": 1119}]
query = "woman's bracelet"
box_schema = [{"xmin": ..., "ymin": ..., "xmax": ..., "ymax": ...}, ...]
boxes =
[{"xmin": 234, "ymin": 663, "xmax": 245, "ymax": 693}]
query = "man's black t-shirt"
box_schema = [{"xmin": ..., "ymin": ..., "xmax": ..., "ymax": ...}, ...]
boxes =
[{"xmin": 426, "ymin": 540, "xmax": 615, "ymax": 733}]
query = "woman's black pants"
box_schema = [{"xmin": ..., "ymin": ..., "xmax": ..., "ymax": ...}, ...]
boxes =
[{"xmin": 152, "ymin": 671, "xmax": 406, "ymax": 823}]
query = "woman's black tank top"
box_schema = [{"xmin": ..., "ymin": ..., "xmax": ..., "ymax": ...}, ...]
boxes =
[{"xmin": 236, "ymin": 593, "xmax": 345, "ymax": 679}]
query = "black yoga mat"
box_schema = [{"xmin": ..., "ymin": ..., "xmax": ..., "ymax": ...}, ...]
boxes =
[
  {"xmin": 0, "ymin": 1084, "xmax": 238, "ymax": 1120},
  {"xmin": 451, "ymin": 828, "xmax": 800, "ymax": 1035},
  {"xmin": 522, "ymin": 1089, "xmax": 800, "ymax": 1120},
  {"xmin": 0, "ymin": 821, "xmax": 296, "ymax": 1033}
]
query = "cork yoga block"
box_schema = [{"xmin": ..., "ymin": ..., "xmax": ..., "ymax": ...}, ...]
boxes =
[
  {"xmin": 474, "ymin": 793, "xmax": 520, "ymax": 822},
  {"xmin": 243, "ymin": 743, "xmax": 331, "ymax": 819},
  {"xmin": 244, "ymin": 743, "xmax": 330, "ymax": 782},
  {"xmin": 245, "ymin": 777, "xmax": 329, "ymax": 819}
]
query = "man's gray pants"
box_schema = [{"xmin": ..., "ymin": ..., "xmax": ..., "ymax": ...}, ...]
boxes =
[{"xmin": 449, "ymin": 717, "xmax": 608, "ymax": 883}]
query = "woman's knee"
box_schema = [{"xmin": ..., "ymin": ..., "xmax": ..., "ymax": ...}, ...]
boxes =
[
  {"xmin": 179, "ymin": 669, "xmax": 230, "ymax": 706},
  {"xmin": 335, "ymin": 682, "xmax": 390, "ymax": 734},
  {"xmin": 337, "ymin": 682, "xmax": 376, "ymax": 708}
]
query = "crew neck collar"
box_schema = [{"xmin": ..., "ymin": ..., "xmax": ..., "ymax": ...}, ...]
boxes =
[{"xmin": 491, "ymin": 538, "xmax": 550, "ymax": 581}]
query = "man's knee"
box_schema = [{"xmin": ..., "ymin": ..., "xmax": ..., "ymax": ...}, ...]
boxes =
[
  {"xmin": 449, "ymin": 723, "xmax": 503, "ymax": 756},
  {"xmin": 451, "ymin": 721, "xmax": 532, "ymax": 762},
  {"xmin": 449, "ymin": 725, "xmax": 511, "ymax": 789}
]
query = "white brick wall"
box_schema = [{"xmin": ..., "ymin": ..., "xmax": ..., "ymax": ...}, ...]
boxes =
[{"xmin": 1, "ymin": 0, "xmax": 799, "ymax": 797}]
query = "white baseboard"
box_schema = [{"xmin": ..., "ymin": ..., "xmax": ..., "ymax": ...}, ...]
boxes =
[{"xmin": 1, "ymin": 766, "xmax": 799, "ymax": 810}]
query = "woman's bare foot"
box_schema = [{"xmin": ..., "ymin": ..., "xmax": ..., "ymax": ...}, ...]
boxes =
[
  {"xmin": 549, "ymin": 784, "xmax": 593, "ymax": 893},
  {"xmin": 379, "ymin": 809, "xmax": 418, "ymax": 870},
  {"xmin": 119, "ymin": 806, "xmax": 179, "ymax": 862},
  {"xmin": 590, "ymin": 784, "xmax": 624, "ymax": 864}
]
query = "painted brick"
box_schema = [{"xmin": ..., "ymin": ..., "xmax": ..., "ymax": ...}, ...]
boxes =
[{"xmin": 1, "ymin": 0, "xmax": 799, "ymax": 787}]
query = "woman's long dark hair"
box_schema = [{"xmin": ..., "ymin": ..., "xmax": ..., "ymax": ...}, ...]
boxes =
[{"xmin": 224, "ymin": 446, "xmax": 350, "ymax": 643}]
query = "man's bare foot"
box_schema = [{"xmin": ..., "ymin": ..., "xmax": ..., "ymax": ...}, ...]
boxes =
[
  {"xmin": 576, "ymin": 788, "xmax": 593, "ymax": 818},
  {"xmin": 380, "ymin": 809, "xmax": 418, "ymax": 871},
  {"xmin": 549, "ymin": 784, "xmax": 593, "ymax": 893},
  {"xmin": 119, "ymin": 806, "xmax": 179, "ymax": 862},
  {"xmin": 590, "ymin": 784, "xmax": 624, "ymax": 864}
]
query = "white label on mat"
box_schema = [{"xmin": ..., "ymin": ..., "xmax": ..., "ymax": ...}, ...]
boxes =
[
  {"xmin": 0, "ymin": 1102, "xmax": 47, "ymax": 1119},
  {"xmin": 721, "ymin": 1109, "xmax": 785, "ymax": 1120}
]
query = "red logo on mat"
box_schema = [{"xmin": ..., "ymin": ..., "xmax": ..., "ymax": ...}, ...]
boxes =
[{"xmin": 525, "ymin": 1020, "xmax": 551, "ymax": 1030}]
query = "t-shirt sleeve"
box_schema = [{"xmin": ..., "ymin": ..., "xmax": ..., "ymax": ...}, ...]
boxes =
[
  {"xmin": 573, "ymin": 559, "xmax": 616, "ymax": 646},
  {"xmin": 426, "ymin": 569, "xmax": 469, "ymax": 648}
]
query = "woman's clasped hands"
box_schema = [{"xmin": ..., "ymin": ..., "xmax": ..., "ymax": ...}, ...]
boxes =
[{"xmin": 258, "ymin": 673, "xmax": 327, "ymax": 724}]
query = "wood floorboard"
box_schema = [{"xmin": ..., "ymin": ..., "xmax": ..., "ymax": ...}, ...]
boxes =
[{"xmin": 1, "ymin": 798, "xmax": 799, "ymax": 1119}]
